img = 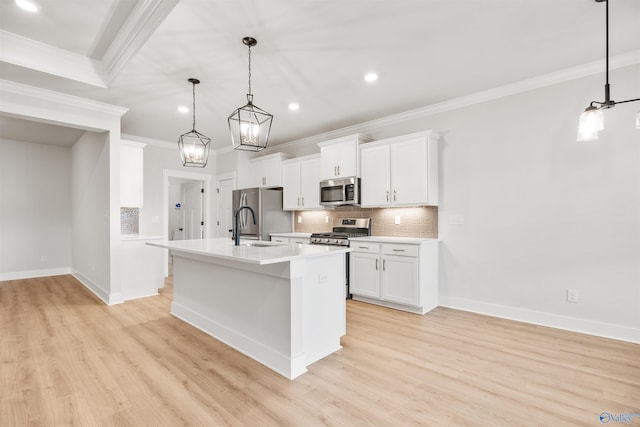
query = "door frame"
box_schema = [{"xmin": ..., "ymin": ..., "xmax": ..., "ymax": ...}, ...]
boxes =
[
  {"xmin": 215, "ymin": 172, "xmax": 236, "ymax": 238},
  {"xmin": 162, "ymin": 169, "xmax": 213, "ymax": 276}
]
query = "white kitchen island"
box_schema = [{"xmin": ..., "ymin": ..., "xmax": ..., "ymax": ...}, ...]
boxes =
[{"xmin": 147, "ymin": 238, "xmax": 349, "ymax": 380}]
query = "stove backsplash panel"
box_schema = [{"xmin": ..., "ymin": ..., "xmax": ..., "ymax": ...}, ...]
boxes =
[{"xmin": 294, "ymin": 206, "xmax": 437, "ymax": 238}]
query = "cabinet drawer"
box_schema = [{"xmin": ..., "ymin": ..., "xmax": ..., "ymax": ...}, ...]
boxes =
[
  {"xmin": 271, "ymin": 237, "xmax": 289, "ymax": 243},
  {"xmin": 350, "ymin": 242, "xmax": 380, "ymax": 254},
  {"xmin": 382, "ymin": 243, "xmax": 419, "ymax": 257}
]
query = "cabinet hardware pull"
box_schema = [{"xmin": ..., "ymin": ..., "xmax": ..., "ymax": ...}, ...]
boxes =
[
  {"xmin": 393, "ymin": 190, "xmax": 397, "ymax": 201},
  {"xmin": 358, "ymin": 246, "xmax": 369, "ymax": 249},
  {"xmin": 298, "ymin": 197, "xmax": 301, "ymax": 206},
  {"xmin": 375, "ymin": 259, "xmax": 378, "ymax": 270},
  {"xmin": 392, "ymin": 249, "xmax": 405, "ymax": 252},
  {"xmin": 334, "ymin": 165, "xmax": 337, "ymax": 176},
  {"xmin": 383, "ymin": 259, "xmax": 386, "ymax": 271},
  {"xmin": 337, "ymin": 165, "xmax": 340, "ymax": 175},
  {"xmin": 301, "ymin": 197, "xmax": 304, "ymax": 206},
  {"xmin": 386, "ymin": 190, "xmax": 389, "ymax": 201}
]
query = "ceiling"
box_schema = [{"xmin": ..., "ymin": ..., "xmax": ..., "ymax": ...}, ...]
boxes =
[{"xmin": 1, "ymin": 0, "xmax": 639, "ymax": 150}]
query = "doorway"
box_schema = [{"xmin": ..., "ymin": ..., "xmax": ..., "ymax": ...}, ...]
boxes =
[
  {"xmin": 162, "ymin": 169, "xmax": 212, "ymax": 277},
  {"xmin": 216, "ymin": 172, "xmax": 236, "ymax": 239},
  {"xmin": 168, "ymin": 178, "xmax": 204, "ymax": 241}
]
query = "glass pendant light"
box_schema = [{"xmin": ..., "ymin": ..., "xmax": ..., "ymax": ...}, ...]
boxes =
[
  {"xmin": 576, "ymin": 0, "xmax": 639, "ymax": 141},
  {"xmin": 228, "ymin": 37, "xmax": 273, "ymax": 151},
  {"xmin": 178, "ymin": 78, "xmax": 211, "ymax": 167},
  {"xmin": 577, "ymin": 106, "xmax": 604, "ymax": 141}
]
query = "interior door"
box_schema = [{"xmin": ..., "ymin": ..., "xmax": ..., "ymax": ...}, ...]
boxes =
[{"xmin": 183, "ymin": 181, "xmax": 204, "ymax": 239}]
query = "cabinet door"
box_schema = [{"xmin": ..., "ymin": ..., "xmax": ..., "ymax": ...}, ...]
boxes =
[
  {"xmin": 381, "ymin": 254, "xmax": 419, "ymax": 306},
  {"xmin": 264, "ymin": 157, "xmax": 283, "ymax": 187},
  {"xmin": 320, "ymin": 144, "xmax": 340, "ymax": 179},
  {"xmin": 349, "ymin": 252, "xmax": 381, "ymax": 298},
  {"xmin": 391, "ymin": 137, "xmax": 429, "ymax": 206},
  {"xmin": 299, "ymin": 157, "xmax": 321, "ymax": 209},
  {"xmin": 282, "ymin": 162, "xmax": 301, "ymax": 210},
  {"xmin": 336, "ymin": 140, "xmax": 357, "ymax": 177},
  {"xmin": 360, "ymin": 144, "xmax": 391, "ymax": 207},
  {"xmin": 250, "ymin": 159, "xmax": 267, "ymax": 187},
  {"xmin": 120, "ymin": 145, "xmax": 143, "ymax": 207}
]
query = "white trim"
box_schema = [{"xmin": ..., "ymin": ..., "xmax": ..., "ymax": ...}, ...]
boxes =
[
  {"xmin": 0, "ymin": 78, "xmax": 129, "ymax": 117},
  {"xmin": 439, "ymin": 296, "xmax": 640, "ymax": 344},
  {"xmin": 0, "ymin": 267, "xmax": 71, "ymax": 281},
  {"xmin": 215, "ymin": 172, "xmax": 236, "ymax": 238},
  {"xmin": 102, "ymin": 0, "xmax": 180, "ymax": 82},
  {"xmin": 0, "ymin": 30, "xmax": 107, "ymax": 88},
  {"xmin": 121, "ymin": 133, "xmax": 175, "ymax": 150},
  {"xmin": 72, "ymin": 270, "xmax": 123, "ymax": 305}
]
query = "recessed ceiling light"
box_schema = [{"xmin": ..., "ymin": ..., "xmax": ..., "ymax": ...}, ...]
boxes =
[
  {"xmin": 364, "ymin": 72, "xmax": 378, "ymax": 83},
  {"xmin": 288, "ymin": 102, "xmax": 300, "ymax": 111},
  {"xmin": 177, "ymin": 105, "xmax": 189, "ymax": 114},
  {"xmin": 15, "ymin": 0, "xmax": 40, "ymax": 12}
]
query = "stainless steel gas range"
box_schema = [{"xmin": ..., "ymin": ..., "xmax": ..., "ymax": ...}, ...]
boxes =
[{"xmin": 310, "ymin": 218, "xmax": 371, "ymax": 298}]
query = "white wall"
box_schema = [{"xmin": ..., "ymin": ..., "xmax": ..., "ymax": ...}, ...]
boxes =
[
  {"xmin": 0, "ymin": 139, "xmax": 72, "ymax": 279},
  {"xmin": 377, "ymin": 64, "xmax": 640, "ymax": 341},
  {"xmin": 71, "ymin": 131, "xmax": 113, "ymax": 301},
  {"xmin": 224, "ymin": 64, "xmax": 639, "ymax": 342},
  {"xmin": 139, "ymin": 144, "xmax": 216, "ymax": 237}
]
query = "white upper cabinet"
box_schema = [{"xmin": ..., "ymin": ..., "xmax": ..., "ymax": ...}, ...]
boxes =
[
  {"xmin": 360, "ymin": 131, "xmax": 439, "ymax": 207},
  {"xmin": 250, "ymin": 153, "xmax": 292, "ymax": 188},
  {"xmin": 120, "ymin": 140, "xmax": 146, "ymax": 207},
  {"xmin": 282, "ymin": 155, "xmax": 321, "ymax": 210},
  {"xmin": 317, "ymin": 134, "xmax": 371, "ymax": 179}
]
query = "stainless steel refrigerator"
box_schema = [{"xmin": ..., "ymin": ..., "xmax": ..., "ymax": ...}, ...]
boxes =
[{"xmin": 232, "ymin": 187, "xmax": 293, "ymax": 241}]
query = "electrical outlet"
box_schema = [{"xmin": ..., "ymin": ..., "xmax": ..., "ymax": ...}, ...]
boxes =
[
  {"xmin": 325, "ymin": 216, "xmax": 329, "ymax": 224},
  {"xmin": 567, "ymin": 289, "xmax": 579, "ymax": 303},
  {"xmin": 297, "ymin": 215, "xmax": 302, "ymax": 224},
  {"xmin": 318, "ymin": 273, "xmax": 328, "ymax": 284},
  {"xmin": 394, "ymin": 215, "xmax": 401, "ymax": 225},
  {"xmin": 40, "ymin": 256, "xmax": 47, "ymax": 263}
]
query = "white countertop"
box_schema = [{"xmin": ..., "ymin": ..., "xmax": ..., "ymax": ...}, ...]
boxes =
[
  {"xmin": 121, "ymin": 234, "xmax": 165, "ymax": 241},
  {"xmin": 349, "ymin": 236, "xmax": 440, "ymax": 244},
  {"xmin": 147, "ymin": 238, "xmax": 350, "ymax": 265},
  {"xmin": 269, "ymin": 232, "xmax": 312, "ymax": 238}
]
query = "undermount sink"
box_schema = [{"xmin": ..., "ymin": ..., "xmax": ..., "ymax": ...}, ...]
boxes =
[{"xmin": 243, "ymin": 242, "xmax": 284, "ymax": 248}]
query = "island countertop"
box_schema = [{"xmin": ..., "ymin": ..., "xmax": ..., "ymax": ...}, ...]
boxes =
[{"xmin": 147, "ymin": 238, "xmax": 350, "ymax": 265}]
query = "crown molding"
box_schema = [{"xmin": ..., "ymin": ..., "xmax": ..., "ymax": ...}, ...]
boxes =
[
  {"xmin": 0, "ymin": 79, "xmax": 128, "ymax": 116},
  {"xmin": 0, "ymin": 0, "xmax": 178, "ymax": 87},
  {"xmin": 102, "ymin": 0, "xmax": 180, "ymax": 83},
  {"xmin": 0, "ymin": 30, "xmax": 107, "ymax": 88},
  {"xmin": 256, "ymin": 50, "xmax": 640, "ymax": 152},
  {"xmin": 120, "ymin": 133, "xmax": 176, "ymax": 150}
]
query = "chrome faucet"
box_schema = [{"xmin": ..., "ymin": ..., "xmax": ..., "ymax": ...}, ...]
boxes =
[{"xmin": 234, "ymin": 206, "xmax": 256, "ymax": 246}]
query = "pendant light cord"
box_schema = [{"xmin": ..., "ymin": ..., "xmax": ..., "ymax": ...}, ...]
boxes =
[
  {"xmin": 604, "ymin": 0, "xmax": 611, "ymax": 104},
  {"xmin": 192, "ymin": 81, "xmax": 196, "ymax": 131},
  {"xmin": 247, "ymin": 44, "xmax": 252, "ymax": 96}
]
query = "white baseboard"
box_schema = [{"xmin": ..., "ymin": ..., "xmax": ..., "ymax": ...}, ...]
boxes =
[
  {"xmin": 439, "ymin": 296, "xmax": 640, "ymax": 344},
  {"xmin": 0, "ymin": 267, "xmax": 71, "ymax": 281},
  {"xmin": 72, "ymin": 270, "xmax": 123, "ymax": 306}
]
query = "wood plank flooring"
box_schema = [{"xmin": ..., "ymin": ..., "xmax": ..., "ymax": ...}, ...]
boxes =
[{"xmin": 1, "ymin": 274, "xmax": 638, "ymax": 426}]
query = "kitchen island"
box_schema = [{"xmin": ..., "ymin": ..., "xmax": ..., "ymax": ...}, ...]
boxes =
[{"xmin": 147, "ymin": 238, "xmax": 350, "ymax": 380}]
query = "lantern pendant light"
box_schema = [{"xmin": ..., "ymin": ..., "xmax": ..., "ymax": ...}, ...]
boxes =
[
  {"xmin": 178, "ymin": 78, "xmax": 211, "ymax": 167},
  {"xmin": 577, "ymin": 0, "xmax": 640, "ymax": 141},
  {"xmin": 228, "ymin": 37, "xmax": 273, "ymax": 151}
]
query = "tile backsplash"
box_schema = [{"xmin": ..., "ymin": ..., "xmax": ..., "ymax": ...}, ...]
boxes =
[
  {"xmin": 120, "ymin": 207, "xmax": 139, "ymax": 235},
  {"xmin": 294, "ymin": 206, "xmax": 437, "ymax": 238}
]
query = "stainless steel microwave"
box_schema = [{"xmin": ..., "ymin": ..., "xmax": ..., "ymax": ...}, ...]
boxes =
[{"xmin": 319, "ymin": 176, "xmax": 360, "ymax": 206}]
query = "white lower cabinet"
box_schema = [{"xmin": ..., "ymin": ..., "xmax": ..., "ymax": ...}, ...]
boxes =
[
  {"xmin": 349, "ymin": 237, "xmax": 439, "ymax": 314},
  {"xmin": 270, "ymin": 234, "xmax": 311, "ymax": 244}
]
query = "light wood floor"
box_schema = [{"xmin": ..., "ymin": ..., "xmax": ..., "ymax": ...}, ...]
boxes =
[{"xmin": 1, "ymin": 275, "xmax": 638, "ymax": 426}]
